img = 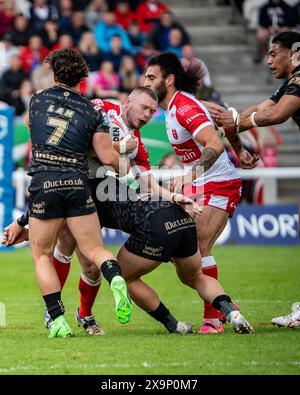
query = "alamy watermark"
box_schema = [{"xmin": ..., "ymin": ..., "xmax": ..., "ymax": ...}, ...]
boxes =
[{"xmin": 94, "ymin": 161, "xmax": 205, "ymax": 207}]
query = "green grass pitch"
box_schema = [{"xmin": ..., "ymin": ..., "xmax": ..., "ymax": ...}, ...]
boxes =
[{"xmin": 0, "ymin": 245, "xmax": 299, "ymax": 375}]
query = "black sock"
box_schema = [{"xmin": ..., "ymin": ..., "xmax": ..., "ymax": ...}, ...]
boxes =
[
  {"xmin": 43, "ymin": 292, "xmax": 65, "ymax": 321},
  {"xmin": 101, "ymin": 260, "xmax": 122, "ymax": 284},
  {"xmin": 212, "ymin": 294, "xmax": 237, "ymax": 319},
  {"xmin": 148, "ymin": 302, "xmax": 178, "ymax": 333}
]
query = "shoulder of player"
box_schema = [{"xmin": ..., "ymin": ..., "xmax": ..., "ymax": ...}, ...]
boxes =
[
  {"xmin": 172, "ymin": 91, "xmax": 203, "ymax": 116},
  {"xmin": 133, "ymin": 128, "xmax": 141, "ymax": 138},
  {"xmin": 287, "ymin": 75, "xmax": 300, "ymax": 87},
  {"xmin": 31, "ymin": 88, "xmax": 47, "ymax": 99}
]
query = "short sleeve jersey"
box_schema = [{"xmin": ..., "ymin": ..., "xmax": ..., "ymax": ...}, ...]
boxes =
[
  {"xmin": 270, "ymin": 67, "xmax": 300, "ymax": 129},
  {"xmin": 28, "ymin": 86, "xmax": 108, "ymax": 175},
  {"xmin": 164, "ymin": 91, "xmax": 239, "ymax": 185}
]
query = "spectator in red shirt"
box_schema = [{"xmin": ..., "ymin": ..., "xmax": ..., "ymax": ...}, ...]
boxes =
[
  {"xmin": 114, "ymin": 0, "xmax": 136, "ymax": 30},
  {"xmin": 136, "ymin": 0, "xmax": 168, "ymax": 34},
  {"xmin": 0, "ymin": 0, "xmax": 16, "ymax": 39},
  {"xmin": 20, "ymin": 35, "xmax": 49, "ymax": 73}
]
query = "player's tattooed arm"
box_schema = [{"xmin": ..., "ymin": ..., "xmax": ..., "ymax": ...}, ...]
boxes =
[
  {"xmin": 193, "ymin": 125, "xmax": 224, "ymax": 176},
  {"xmin": 197, "ymin": 147, "xmax": 219, "ymax": 173}
]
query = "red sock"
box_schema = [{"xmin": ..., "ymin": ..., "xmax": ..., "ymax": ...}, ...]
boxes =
[
  {"xmin": 52, "ymin": 257, "xmax": 71, "ymax": 289},
  {"xmin": 78, "ymin": 274, "xmax": 101, "ymax": 318},
  {"xmin": 201, "ymin": 256, "xmax": 220, "ymax": 321}
]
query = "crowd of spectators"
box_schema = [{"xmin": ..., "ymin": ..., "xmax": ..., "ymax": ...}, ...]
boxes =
[
  {"xmin": 217, "ymin": 0, "xmax": 300, "ymax": 64},
  {"xmin": 0, "ymin": 0, "xmax": 214, "ymax": 116}
]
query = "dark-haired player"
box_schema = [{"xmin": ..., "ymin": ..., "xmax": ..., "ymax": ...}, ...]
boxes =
[
  {"xmin": 26, "ymin": 48, "xmax": 131, "ymax": 338},
  {"xmin": 144, "ymin": 52, "xmax": 258, "ymax": 333},
  {"xmin": 218, "ymin": 31, "xmax": 300, "ymax": 133}
]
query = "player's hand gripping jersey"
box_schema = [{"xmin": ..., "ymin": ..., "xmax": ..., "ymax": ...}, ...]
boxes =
[{"xmin": 90, "ymin": 99, "xmax": 151, "ymax": 178}]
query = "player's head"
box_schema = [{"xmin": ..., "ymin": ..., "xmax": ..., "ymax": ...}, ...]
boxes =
[
  {"xmin": 45, "ymin": 48, "xmax": 89, "ymax": 87},
  {"xmin": 144, "ymin": 52, "xmax": 202, "ymax": 102},
  {"xmin": 123, "ymin": 87, "xmax": 158, "ymax": 129},
  {"xmin": 268, "ymin": 31, "xmax": 300, "ymax": 79}
]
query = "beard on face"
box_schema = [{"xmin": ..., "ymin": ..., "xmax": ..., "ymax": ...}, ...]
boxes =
[{"xmin": 154, "ymin": 79, "xmax": 167, "ymax": 102}]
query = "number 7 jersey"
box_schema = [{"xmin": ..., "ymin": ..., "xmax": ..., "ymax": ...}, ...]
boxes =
[{"xmin": 28, "ymin": 85, "xmax": 108, "ymax": 176}]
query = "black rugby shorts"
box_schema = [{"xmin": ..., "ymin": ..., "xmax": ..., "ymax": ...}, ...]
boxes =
[
  {"xmin": 125, "ymin": 204, "xmax": 198, "ymax": 262},
  {"xmin": 28, "ymin": 171, "xmax": 96, "ymax": 219}
]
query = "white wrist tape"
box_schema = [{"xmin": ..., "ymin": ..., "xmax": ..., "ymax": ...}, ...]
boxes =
[
  {"xmin": 251, "ymin": 112, "xmax": 258, "ymax": 127},
  {"xmin": 119, "ymin": 134, "xmax": 132, "ymax": 154},
  {"xmin": 170, "ymin": 193, "xmax": 181, "ymax": 204},
  {"xmin": 228, "ymin": 107, "xmax": 239, "ymax": 123},
  {"xmin": 228, "ymin": 107, "xmax": 240, "ymax": 133}
]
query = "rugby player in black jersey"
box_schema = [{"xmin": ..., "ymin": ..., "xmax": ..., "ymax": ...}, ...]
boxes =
[
  {"xmin": 24, "ymin": 48, "xmax": 132, "ymax": 338},
  {"xmin": 218, "ymin": 32, "xmax": 300, "ymax": 135}
]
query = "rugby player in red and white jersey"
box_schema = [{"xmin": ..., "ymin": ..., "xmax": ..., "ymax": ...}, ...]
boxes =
[
  {"xmin": 144, "ymin": 52, "xmax": 258, "ymax": 333},
  {"xmin": 90, "ymin": 94, "xmax": 152, "ymax": 180}
]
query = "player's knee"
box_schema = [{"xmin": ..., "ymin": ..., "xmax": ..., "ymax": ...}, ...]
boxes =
[
  {"xmin": 33, "ymin": 252, "xmax": 53, "ymax": 265},
  {"xmin": 82, "ymin": 266, "xmax": 102, "ymax": 283},
  {"xmin": 57, "ymin": 228, "xmax": 76, "ymax": 256}
]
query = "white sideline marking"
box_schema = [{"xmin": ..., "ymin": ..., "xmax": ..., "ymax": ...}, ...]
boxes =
[
  {"xmin": 0, "ymin": 360, "xmax": 299, "ymax": 373},
  {"xmin": 0, "ymin": 361, "xmax": 191, "ymax": 373}
]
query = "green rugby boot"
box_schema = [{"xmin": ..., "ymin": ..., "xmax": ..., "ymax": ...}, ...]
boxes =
[
  {"xmin": 48, "ymin": 315, "xmax": 73, "ymax": 338},
  {"xmin": 110, "ymin": 275, "xmax": 132, "ymax": 324}
]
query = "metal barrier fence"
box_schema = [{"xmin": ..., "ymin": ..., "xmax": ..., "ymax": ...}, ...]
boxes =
[{"xmin": 13, "ymin": 167, "xmax": 300, "ymax": 208}]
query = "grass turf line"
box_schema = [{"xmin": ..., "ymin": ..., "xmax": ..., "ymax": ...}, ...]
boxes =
[{"xmin": 0, "ymin": 246, "xmax": 299, "ymax": 375}]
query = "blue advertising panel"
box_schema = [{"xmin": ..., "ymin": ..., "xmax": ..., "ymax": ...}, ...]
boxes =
[
  {"xmin": 0, "ymin": 108, "xmax": 14, "ymax": 251},
  {"xmin": 102, "ymin": 204, "xmax": 300, "ymax": 246},
  {"xmin": 216, "ymin": 204, "xmax": 299, "ymax": 245}
]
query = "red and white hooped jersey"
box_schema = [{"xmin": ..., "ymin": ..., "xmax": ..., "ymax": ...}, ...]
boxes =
[
  {"xmin": 165, "ymin": 91, "xmax": 239, "ymax": 186},
  {"xmin": 90, "ymin": 98, "xmax": 151, "ymax": 177}
]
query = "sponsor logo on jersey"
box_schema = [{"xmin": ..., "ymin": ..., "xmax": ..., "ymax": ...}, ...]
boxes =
[
  {"xmin": 172, "ymin": 129, "xmax": 178, "ymax": 140},
  {"xmin": 35, "ymin": 151, "xmax": 77, "ymax": 164},
  {"xmin": 186, "ymin": 113, "xmax": 201, "ymax": 124}
]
